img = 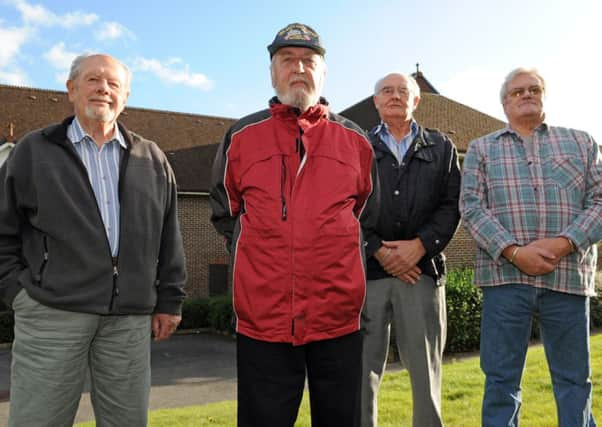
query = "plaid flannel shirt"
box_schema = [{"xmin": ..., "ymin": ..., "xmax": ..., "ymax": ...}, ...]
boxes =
[{"xmin": 460, "ymin": 124, "xmax": 602, "ymax": 296}]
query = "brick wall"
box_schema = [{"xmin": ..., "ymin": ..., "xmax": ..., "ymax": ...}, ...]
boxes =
[
  {"xmin": 443, "ymin": 224, "xmax": 477, "ymax": 271},
  {"xmin": 177, "ymin": 195, "xmax": 229, "ymax": 298}
]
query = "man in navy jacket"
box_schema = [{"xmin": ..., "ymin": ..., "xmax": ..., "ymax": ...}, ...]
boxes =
[{"xmin": 361, "ymin": 72, "xmax": 460, "ymax": 427}]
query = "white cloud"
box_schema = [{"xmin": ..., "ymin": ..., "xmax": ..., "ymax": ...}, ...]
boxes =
[
  {"xmin": 0, "ymin": 24, "xmax": 30, "ymax": 68},
  {"xmin": 95, "ymin": 21, "xmax": 135, "ymax": 41},
  {"xmin": 53, "ymin": 71, "xmax": 68, "ymax": 84},
  {"xmin": 43, "ymin": 42, "xmax": 78, "ymax": 83},
  {"xmin": 133, "ymin": 57, "xmax": 213, "ymax": 91},
  {"xmin": 0, "ymin": 20, "xmax": 31, "ymax": 84},
  {"xmin": 10, "ymin": 0, "xmax": 98, "ymax": 28},
  {"xmin": 44, "ymin": 42, "xmax": 78, "ymax": 70},
  {"xmin": 0, "ymin": 68, "xmax": 28, "ymax": 86}
]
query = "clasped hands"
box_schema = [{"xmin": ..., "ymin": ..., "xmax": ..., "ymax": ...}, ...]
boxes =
[
  {"xmin": 374, "ymin": 238, "xmax": 426, "ymax": 285},
  {"xmin": 503, "ymin": 237, "xmax": 575, "ymax": 276}
]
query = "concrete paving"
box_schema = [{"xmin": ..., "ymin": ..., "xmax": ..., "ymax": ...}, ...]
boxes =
[{"xmin": 0, "ymin": 331, "xmax": 237, "ymax": 425}]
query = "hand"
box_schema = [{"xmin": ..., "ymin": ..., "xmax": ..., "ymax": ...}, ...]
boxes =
[
  {"xmin": 152, "ymin": 313, "xmax": 182, "ymax": 341},
  {"xmin": 397, "ymin": 265, "xmax": 422, "ymax": 285},
  {"xmin": 530, "ymin": 237, "xmax": 574, "ymax": 258},
  {"xmin": 504, "ymin": 244, "xmax": 558, "ymax": 276},
  {"xmin": 379, "ymin": 238, "xmax": 426, "ymax": 276}
]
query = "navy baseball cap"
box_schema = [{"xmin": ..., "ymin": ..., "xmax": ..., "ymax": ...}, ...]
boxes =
[{"xmin": 267, "ymin": 23, "xmax": 326, "ymax": 58}]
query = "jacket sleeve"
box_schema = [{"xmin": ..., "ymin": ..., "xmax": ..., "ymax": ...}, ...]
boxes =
[
  {"xmin": 415, "ymin": 137, "xmax": 461, "ymax": 258},
  {"xmin": 154, "ymin": 156, "xmax": 187, "ymax": 315},
  {"xmin": 361, "ymin": 152, "xmax": 381, "ymax": 259},
  {"xmin": 0, "ymin": 150, "xmax": 26, "ymax": 307},
  {"xmin": 560, "ymin": 131, "xmax": 602, "ymax": 254},
  {"xmin": 210, "ymin": 127, "xmax": 240, "ymax": 252},
  {"xmin": 459, "ymin": 138, "xmax": 518, "ymax": 262}
]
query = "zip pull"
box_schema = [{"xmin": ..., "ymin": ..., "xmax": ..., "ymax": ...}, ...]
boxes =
[
  {"xmin": 281, "ymin": 201, "xmax": 287, "ymax": 221},
  {"xmin": 112, "ymin": 257, "xmax": 119, "ymax": 276}
]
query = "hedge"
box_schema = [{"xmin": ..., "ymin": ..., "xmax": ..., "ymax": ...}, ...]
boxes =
[{"xmin": 445, "ymin": 268, "xmax": 481, "ymax": 352}]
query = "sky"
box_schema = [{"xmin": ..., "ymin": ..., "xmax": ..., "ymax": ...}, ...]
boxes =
[{"xmin": 1, "ymin": 0, "xmax": 601, "ymax": 142}]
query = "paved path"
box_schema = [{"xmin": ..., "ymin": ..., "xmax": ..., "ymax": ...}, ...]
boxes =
[{"xmin": 0, "ymin": 332, "xmax": 237, "ymax": 424}]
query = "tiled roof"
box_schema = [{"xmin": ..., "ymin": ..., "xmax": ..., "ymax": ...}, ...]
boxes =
[
  {"xmin": 339, "ymin": 92, "xmax": 505, "ymax": 152},
  {"xmin": 412, "ymin": 71, "xmax": 439, "ymax": 94},
  {"xmin": 0, "ymin": 84, "xmax": 235, "ymax": 152}
]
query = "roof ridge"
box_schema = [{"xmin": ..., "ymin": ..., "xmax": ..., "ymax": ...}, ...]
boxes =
[{"xmin": 0, "ymin": 83, "xmax": 237, "ymax": 122}]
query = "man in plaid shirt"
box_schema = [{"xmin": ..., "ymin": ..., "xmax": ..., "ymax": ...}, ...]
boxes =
[{"xmin": 460, "ymin": 67, "xmax": 601, "ymax": 426}]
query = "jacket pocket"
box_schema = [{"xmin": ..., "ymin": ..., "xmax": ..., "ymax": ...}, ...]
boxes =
[{"xmin": 33, "ymin": 235, "xmax": 49, "ymax": 286}]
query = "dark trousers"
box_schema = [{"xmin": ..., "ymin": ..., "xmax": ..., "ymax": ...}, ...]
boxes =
[{"xmin": 237, "ymin": 331, "xmax": 362, "ymax": 427}]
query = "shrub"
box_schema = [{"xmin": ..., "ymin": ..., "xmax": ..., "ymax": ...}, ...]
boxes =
[
  {"xmin": 208, "ymin": 295, "xmax": 235, "ymax": 334},
  {"xmin": 179, "ymin": 297, "xmax": 211, "ymax": 330},
  {"xmin": 589, "ymin": 272, "xmax": 602, "ymax": 330},
  {"xmin": 445, "ymin": 268, "xmax": 482, "ymax": 353}
]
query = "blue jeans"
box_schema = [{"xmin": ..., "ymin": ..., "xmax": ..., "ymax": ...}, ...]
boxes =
[{"xmin": 480, "ymin": 284, "xmax": 596, "ymax": 427}]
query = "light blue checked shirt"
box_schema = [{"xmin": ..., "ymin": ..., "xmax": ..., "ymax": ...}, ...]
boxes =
[
  {"xmin": 460, "ymin": 124, "xmax": 602, "ymax": 296},
  {"xmin": 374, "ymin": 120, "xmax": 419, "ymax": 165},
  {"xmin": 67, "ymin": 117, "xmax": 126, "ymax": 256}
]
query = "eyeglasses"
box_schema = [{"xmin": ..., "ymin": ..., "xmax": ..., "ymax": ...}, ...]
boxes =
[
  {"xmin": 506, "ymin": 85, "xmax": 543, "ymax": 99},
  {"xmin": 379, "ymin": 86, "xmax": 410, "ymax": 97}
]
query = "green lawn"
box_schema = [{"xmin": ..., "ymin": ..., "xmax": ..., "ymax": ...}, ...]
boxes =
[{"xmin": 77, "ymin": 333, "xmax": 602, "ymax": 426}]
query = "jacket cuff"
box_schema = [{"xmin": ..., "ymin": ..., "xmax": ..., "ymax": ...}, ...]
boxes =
[
  {"xmin": 416, "ymin": 231, "xmax": 442, "ymax": 259},
  {"xmin": 154, "ymin": 288, "xmax": 186, "ymax": 315},
  {"xmin": 364, "ymin": 234, "xmax": 382, "ymax": 259}
]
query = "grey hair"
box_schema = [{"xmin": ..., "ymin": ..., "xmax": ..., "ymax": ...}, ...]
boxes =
[
  {"xmin": 68, "ymin": 53, "xmax": 132, "ymax": 92},
  {"xmin": 373, "ymin": 73, "xmax": 421, "ymax": 98},
  {"xmin": 500, "ymin": 67, "xmax": 545, "ymax": 103}
]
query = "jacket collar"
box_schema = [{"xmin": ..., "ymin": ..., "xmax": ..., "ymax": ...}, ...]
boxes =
[
  {"xmin": 43, "ymin": 116, "xmax": 133, "ymax": 150},
  {"xmin": 269, "ymin": 96, "xmax": 329, "ymax": 126},
  {"xmin": 369, "ymin": 123, "xmax": 435, "ymax": 162}
]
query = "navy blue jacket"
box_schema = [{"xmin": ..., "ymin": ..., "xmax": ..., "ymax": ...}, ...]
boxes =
[{"xmin": 366, "ymin": 124, "xmax": 461, "ymax": 283}]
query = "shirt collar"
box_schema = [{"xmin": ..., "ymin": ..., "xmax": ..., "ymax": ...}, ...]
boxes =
[
  {"xmin": 494, "ymin": 122, "xmax": 548, "ymax": 140},
  {"xmin": 68, "ymin": 116, "xmax": 127, "ymax": 149},
  {"xmin": 375, "ymin": 119, "xmax": 418, "ymax": 141}
]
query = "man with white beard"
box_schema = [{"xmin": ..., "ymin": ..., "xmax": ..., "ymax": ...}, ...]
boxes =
[{"xmin": 211, "ymin": 23, "xmax": 379, "ymax": 427}]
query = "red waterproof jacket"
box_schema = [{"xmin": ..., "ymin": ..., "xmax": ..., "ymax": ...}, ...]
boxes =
[{"xmin": 210, "ymin": 97, "xmax": 379, "ymax": 345}]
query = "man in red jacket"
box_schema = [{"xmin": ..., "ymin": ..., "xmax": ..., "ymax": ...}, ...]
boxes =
[{"xmin": 211, "ymin": 22, "xmax": 379, "ymax": 427}]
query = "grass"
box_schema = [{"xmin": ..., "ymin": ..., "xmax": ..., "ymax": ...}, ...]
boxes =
[{"xmin": 77, "ymin": 333, "xmax": 602, "ymax": 427}]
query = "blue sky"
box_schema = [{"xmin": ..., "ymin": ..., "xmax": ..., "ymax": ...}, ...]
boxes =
[{"xmin": 1, "ymin": 0, "xmax": 601, "ymax": 142}]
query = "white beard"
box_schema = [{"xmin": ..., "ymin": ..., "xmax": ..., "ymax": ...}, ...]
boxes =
[
  {"xmin": 277, "ymin": 87, "xmax": 319, "ymax": 112},
  {"xmin": 85, "ymin": 105, "xmax": 115, "ymax": 123}
]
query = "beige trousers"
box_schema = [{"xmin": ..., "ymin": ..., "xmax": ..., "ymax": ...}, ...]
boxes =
[{"xmin": 9, "ymin": 290, "xmax": 151, "ymax": 427}]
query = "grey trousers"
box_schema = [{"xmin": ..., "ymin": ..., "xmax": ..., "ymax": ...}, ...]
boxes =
[
  {"xmin": 9, "ymin": 290, "xmax": 152, "ymax": 427},
  {"xmin": 361, "ymin": 275, "xmax": 446, "ymax": 427}
]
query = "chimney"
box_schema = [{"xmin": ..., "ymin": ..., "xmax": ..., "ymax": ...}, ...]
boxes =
[{"xmin": 415, "ymin": 63, "xmax": 422, "ymax": 76}]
